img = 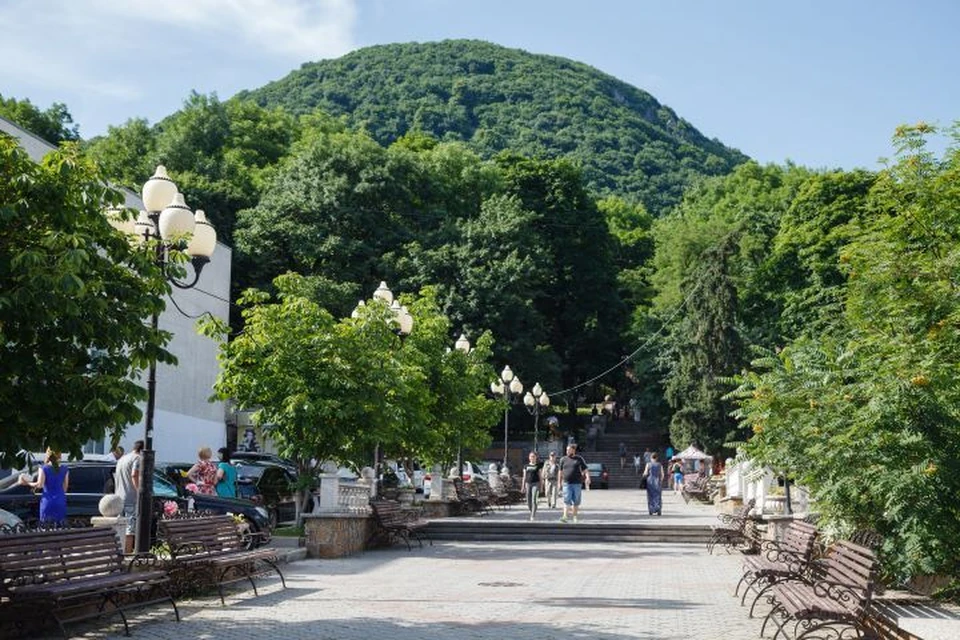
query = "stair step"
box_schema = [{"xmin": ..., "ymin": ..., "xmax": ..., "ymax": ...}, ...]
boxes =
[{"xmin": 425, "ymin": 521, "xmax": 712, "ymax": 544}]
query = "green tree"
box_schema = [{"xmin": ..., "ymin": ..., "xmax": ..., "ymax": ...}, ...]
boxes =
[
  {"xmin": 732, "ymin": 123, "xmax": 960, "ymax": 581},
  {"xmin": 201, "ymin": 274, "xmax": 498, "ymax": 523},
  {"xmin": 0, "ymin": 94, "xmax": 80, "ymax": 144},
  {"xmin": 0, "ymin": 139, "xmax": 173, "ymax": 462},
  {"xmin": 661, "ymin": 234, "xmax": 745, "ymax": 452},
  {"xmin": 84, "ymin": 118, "xmax": 157, "ymax": 190}
]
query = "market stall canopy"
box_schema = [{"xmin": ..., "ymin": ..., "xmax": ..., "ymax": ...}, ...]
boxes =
[{"xmin": 671, "ymin": 445, "xmax": 711, "ymax": 461}]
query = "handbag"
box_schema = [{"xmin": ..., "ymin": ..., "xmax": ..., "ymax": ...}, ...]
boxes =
[{"xmin": 639, "ymin": 475, "xmax": 647, "ymax": 490}]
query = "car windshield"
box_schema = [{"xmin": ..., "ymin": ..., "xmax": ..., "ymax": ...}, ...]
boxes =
[
  {"xmin": 153, "ymin": 473, "xmax": 179, "ymax": 498},
  {"xmin": 235, "ymin": 463, "xmax": 267, "ymax": 480},
  {"xmin": 587, "ymin": 463, "xmax": 604, "ymax": 471}
]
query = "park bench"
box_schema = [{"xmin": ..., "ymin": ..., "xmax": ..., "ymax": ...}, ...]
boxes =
[
  {"xmin": 475, "ymin": 478, "xmax": 510, "ymax": 509},
  {"xmin": 760, "ymin": 539, "xmax": 880, "ymax": 640},
  {"xmin": 735, "ymin": 519, "xmax": 819, "ymax": 615},
  {"xmin": 157, "ymin": 514, "xmax": 285, "ymax": 605},
  {"xmin": 451, "ymin": 478, "xmax": 487, "ymax": 515},
  {"xmin": 501, "ymin": 475, "xmax": 524, "ymax": 505},
  {"xmin": 706, "ymin": 498, "xmax": 757, "ymax": 554},
  {"xmin": 681, "ymin": 474, "xmax": 711, "ymax": 503},
  {"xmin": 369, "ymin": 499, "xmax": 431, "ymax": 550},
  {"xmin": 0, "ymin": 526, "xmax": 178, "ymax": 638}
]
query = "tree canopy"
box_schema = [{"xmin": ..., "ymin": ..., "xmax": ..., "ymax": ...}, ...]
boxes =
[
  {"xmin": 238, "ymin": 39, "xmax": 747, "ymax": 215},
  {"xmin": 0, "ymin": 138, "xmax": 172, "ymax": 462}
]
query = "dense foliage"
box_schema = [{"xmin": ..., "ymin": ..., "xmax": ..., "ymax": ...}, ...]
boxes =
[
  {"xmin": 0, "ymin": 94, "xmax": 80, "ymax": 144},
  {"xmin": 0, "ymin": 138, "xmax": 173, "ymax": 461},
  {"xmin": 201, "ymin": 276, "xmax": 500, "ymax": 522},
  {"xmin": 634, "ymin": 124, "xmax": 960, "ymax": 582},
  {"xmin": 238, "ymin": 40, "xmax": 747, "ymax": 215}
]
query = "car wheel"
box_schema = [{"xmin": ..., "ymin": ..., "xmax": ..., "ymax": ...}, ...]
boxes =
[{"xmin": 268, "ymin": 507, "xmax": 279, "ymax": 531}]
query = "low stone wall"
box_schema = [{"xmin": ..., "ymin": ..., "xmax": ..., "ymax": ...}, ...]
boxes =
[
  {"xmin": 418, "ymin": 500, "xmax": 454, "ymax": 519},
  {"xmin": 303, "ymin": 513, "xmax": 374, "ymax": 559}
]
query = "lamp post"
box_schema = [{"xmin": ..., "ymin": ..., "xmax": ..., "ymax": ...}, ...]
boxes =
[
  {"xmin": 452, "ymin": 334, "xmax": 471, "ymax": 478},
  {"xmin": 125, "ymin": 165, "xmax": 216, "ymax": 554},
  {"xmin": 522, "ymin": 383, "xmax": 550, "ymax": 456},
  {"xmin": 352, "ymin": 281, "xmax": 413, "ymax": 495},
  {"xmin": 490, "ymin": 366, "xmax": 523, "ymax": 470}
]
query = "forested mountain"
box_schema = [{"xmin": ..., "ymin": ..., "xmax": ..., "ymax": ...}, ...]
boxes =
[{"xmin": 238, "ymin": 39, "xmax": 747, "ymax": 214}]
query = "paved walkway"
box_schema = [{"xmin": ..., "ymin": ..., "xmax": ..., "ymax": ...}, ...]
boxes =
[{"xmin": 64, "ymin": 490, "xmax": 956, "ymax": 639}]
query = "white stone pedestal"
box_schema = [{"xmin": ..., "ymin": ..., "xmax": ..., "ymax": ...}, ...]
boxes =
[
  {"xmin": 91, "ymin": 516, "xmax": 128, "ymax": 545},
  {"xmin": 315, "ymin": 473, "xmax": 340, "ymax": 513}
]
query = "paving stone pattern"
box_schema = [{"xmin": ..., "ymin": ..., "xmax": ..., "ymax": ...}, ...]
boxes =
[{"xmin": 61, "ymin": 490, "xmax": 957, "ymax": 639}]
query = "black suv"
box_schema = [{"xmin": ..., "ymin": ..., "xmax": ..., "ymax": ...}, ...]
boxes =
[
  {"xmin": 0, "ymin": 461, "xmax": 272, "ymax": 544},
  {"xmin": 235, "ymin": 461, "xmax": 304, "ymax": 528}
]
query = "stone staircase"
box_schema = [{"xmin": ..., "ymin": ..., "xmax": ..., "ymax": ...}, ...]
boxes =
[
  {"xmin": 583, "ymin": 419, "xmax": 668, "ymax": 489},
  {"xmin": 425, "ymin": 518, "xmax": 712, "ymax": 544}
]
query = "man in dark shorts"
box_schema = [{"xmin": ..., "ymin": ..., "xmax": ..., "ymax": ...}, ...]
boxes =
[{"xmin": 557, "ymin": 444, "xmax": 590, "ymax": 523}]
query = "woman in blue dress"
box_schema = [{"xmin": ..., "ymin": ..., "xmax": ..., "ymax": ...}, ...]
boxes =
[
  {"xmin": 20, "ymin": 448, "xmax": 70, "ymax": 523},
  {"xmin": 642, "ymin": 452, "xmax": 665, "ymax": 516}
]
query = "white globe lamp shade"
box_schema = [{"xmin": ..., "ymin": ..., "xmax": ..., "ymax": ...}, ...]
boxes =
[
  {"xmin": 532, "ymin": 382, "xmax": 543, "ymax": 397},
  {"xmin": 373, "ymin": 281, "xmax": 393, "ymax": 304},
  {"xmin": 524, "ymin": 392, "xmax": 535, "ymax": 407},
  {"xmin": 351, "ymin": 300, "xmax": 365, "ymax": 319},
  {"xmin": 186, "ymin": 210, "xmax": 216, "ymax": 258},
  {"xmin": 541, "ymin": 394, "xmax": 551, "ymax": 407},
  {"xmin": 510, "ymin": 378, "xmax": 524, "ymax": 394},
  {"xmin": 141, "ymin": 165, "xmax": 178, "ymax": 212},
  {"xmin": 158, "ymin": 193, "xmax": 195, "ymax": 242},
  {"xmin": 133, "ymin": 210, "xmax": 155, "ymax": 242},
  {"xmin": 490, "ymin": 381, "xmax": 504, "ymax": 395},
  {"xmin": 398, "ymin": 306, "xmax": 414, "ymax": 335},
  {"xmin": 500, "ymin": 365, "xmax": 514, "ymax": 382},
  {"xmin": 455, "ymin": 334, "xmax": 471, "ymax": 352}
]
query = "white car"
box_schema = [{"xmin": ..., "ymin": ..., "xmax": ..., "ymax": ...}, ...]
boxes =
[{"xmin": 423, "ymin": 462, "xmax": 487, "ymax": 498}]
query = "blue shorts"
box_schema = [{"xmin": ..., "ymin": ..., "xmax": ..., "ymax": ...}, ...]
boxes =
[{"xmin": 562, "ymin": 483, "xmax": 582, "ymax": 506}]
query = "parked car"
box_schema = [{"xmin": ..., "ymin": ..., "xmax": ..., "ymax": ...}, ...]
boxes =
[
  {"xmin": 0, "ymin": 461, "xmax": 272, "ymax": 544},
  {"xmin": 234, "ymin": 460, "xmax": 304, "ymax": 528},
  {"xmin": 230, "ymin": 451, "xmax": 298, "ymax": 475},
  {"xmin": 586, "ymin": 462, "xmax": 610, "ymax": 489},
  {"xmin": 0, "ymin": 507, "xmax": 23, "ymax": 530},
  {"xmin": 423, "ymin": 461, "xmax": 488, "ymax": 498}
]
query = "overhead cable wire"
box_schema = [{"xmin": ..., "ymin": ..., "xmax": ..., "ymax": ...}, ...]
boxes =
[{"xmin": 545, "ymin": 276, "xmax": 704, "ymax": 398}]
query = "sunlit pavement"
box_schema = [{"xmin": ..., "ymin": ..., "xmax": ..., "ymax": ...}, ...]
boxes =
[
  {"xmin": 72, "ymin": 491, "xmax": 771, "ymax": 640},
  {"xmin": 66, "ymin": 490, "xmax": 960, "ymax": 639}
]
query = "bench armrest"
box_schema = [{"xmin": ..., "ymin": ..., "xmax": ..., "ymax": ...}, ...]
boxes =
[{"xmin": 811, "ymin": 578, "xmax": 870, "ymax": 605}]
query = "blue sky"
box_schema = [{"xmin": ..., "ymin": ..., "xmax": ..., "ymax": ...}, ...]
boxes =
[{"xmin": 1, "ymin": 0, "xmax": 956, "ymax": 169}]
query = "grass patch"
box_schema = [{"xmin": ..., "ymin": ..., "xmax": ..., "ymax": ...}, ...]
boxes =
[{"xmin": 273, "ymin": 525, "xmax": 305, "ymax": 537}]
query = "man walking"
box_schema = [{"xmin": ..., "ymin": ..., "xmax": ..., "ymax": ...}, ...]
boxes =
[
  {"xmin": 114, "ymin": 440, "xmax": 143, "ymax": 553},
  {"xmin": 557, "ymin": 444, "xmax": 589, "ymax": 523},
  {"xmin": 542, "ymin": 451, "xmax": 560, "ymax": 508}
]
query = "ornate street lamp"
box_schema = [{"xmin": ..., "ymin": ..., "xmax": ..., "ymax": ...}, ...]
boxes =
[
  {"xmin": 352, "ymin": 282, "xmax": 413, "ymax": 495},
  {"xmin": 490, "ymin": 365, "xmax": 523, "ymax": 469},
  {"xmin": 523, "ymin": 382, "xmax": 551, "ymax": 455},
  {"xmin": 452, "ymin": 334, "xmax": 472, "ymax": 478},
  {"xmin": 124, "ymin": 165, "xmax": 216, "ymax": 554}
]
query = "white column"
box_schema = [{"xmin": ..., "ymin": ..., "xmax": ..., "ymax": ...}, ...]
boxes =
[
  {"xmin": 429, "ymin": 464, "xmax": 444, "ymax": 501},
  {"xmin": 315, "ymin": 473, "xmax": 340, "ymax": 513}
]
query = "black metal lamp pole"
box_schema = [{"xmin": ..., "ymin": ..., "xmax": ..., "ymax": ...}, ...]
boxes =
[
  {"xmin": 523, "ymin": 383, "xmax": 550, "ymax": 455},
  {"xmin": 491, "ymin": 366, "xmax": 522, "ymax": 470},
  {"xmin": 132, "ymin": 166, "xmax": 215, "ymax": 554}
]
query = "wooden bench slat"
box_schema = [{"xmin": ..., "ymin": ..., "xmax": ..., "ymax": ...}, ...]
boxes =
[
  {"xmin": 0, "ymin": 527, "xmax": 178, "ymax": 637},
  {"xmin": 157, "ymin": 514, "xmax": 285, "ymax": 605}
]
